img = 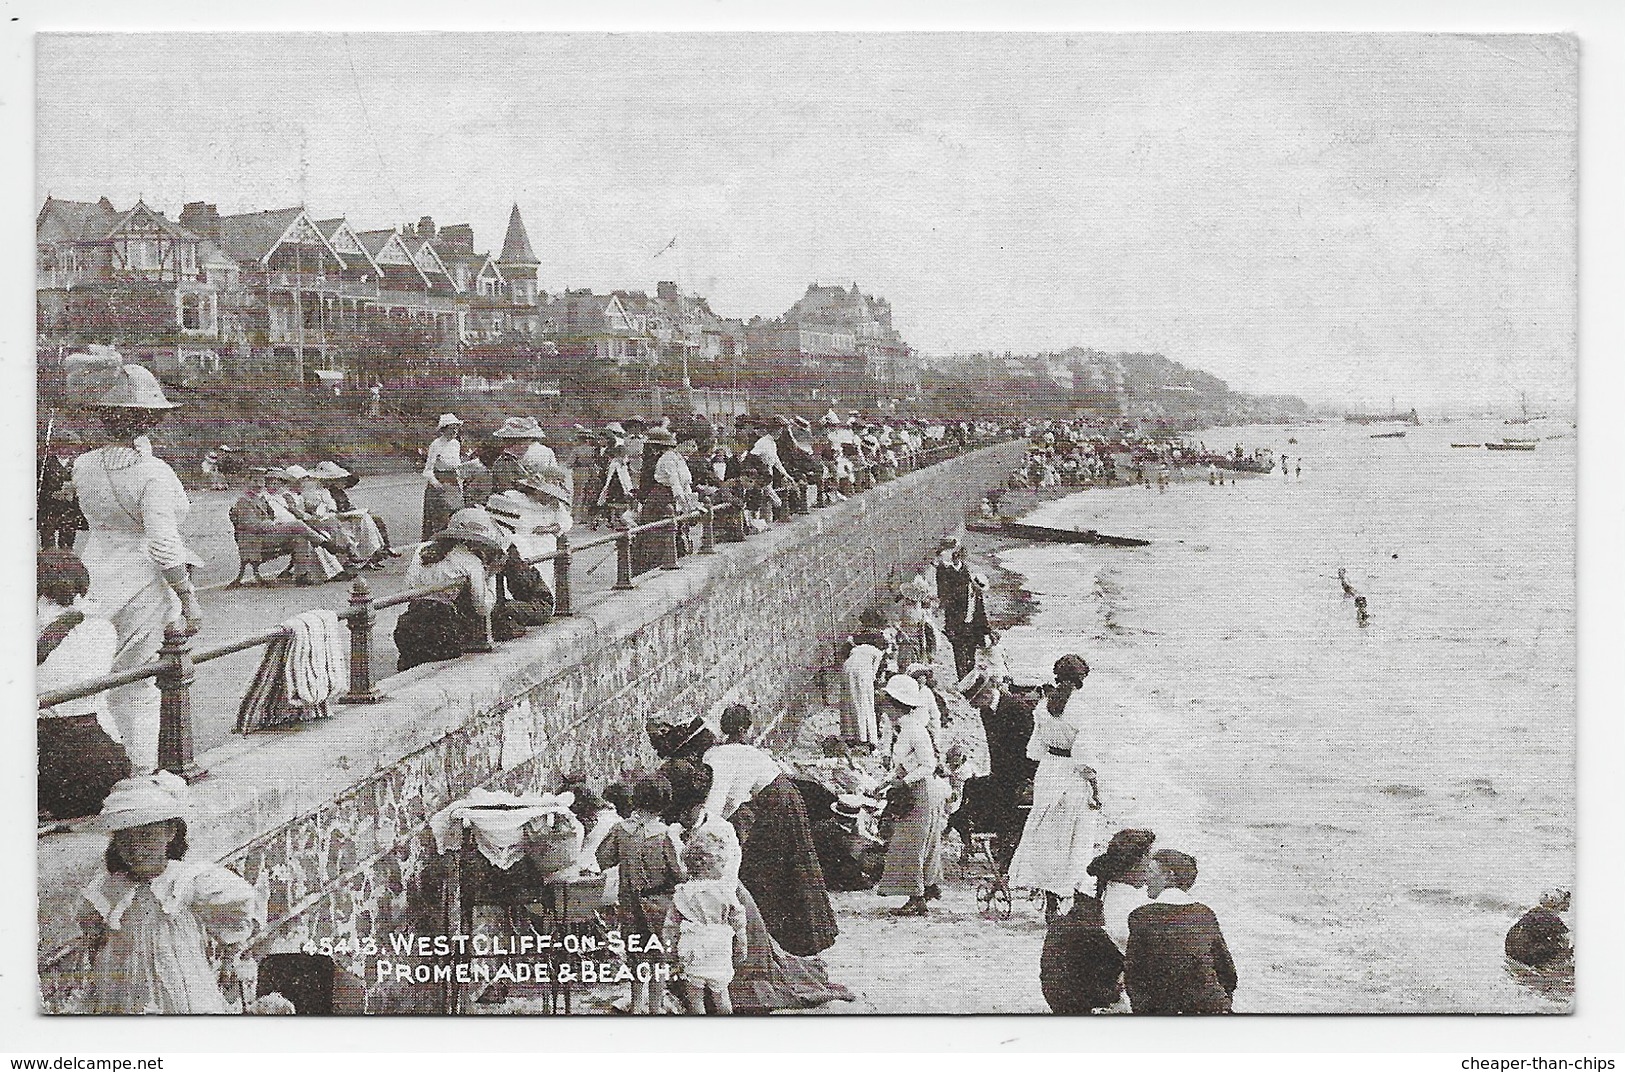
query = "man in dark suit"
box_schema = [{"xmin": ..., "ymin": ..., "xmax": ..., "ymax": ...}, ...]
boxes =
[{"xmin": 1124, "ymin": 850, "xmax": 1237, "ymax": 1014}]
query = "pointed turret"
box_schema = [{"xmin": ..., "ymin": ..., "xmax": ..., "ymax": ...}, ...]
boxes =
[
  {"xmin": 499, "ymin": 203, "xmax": 538, "ymax": 268},
  {"xmin": 498, "ymin": 203, "xmax": 541, "ymax": 320}
]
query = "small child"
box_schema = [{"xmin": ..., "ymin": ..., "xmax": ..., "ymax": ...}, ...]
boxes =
[
  {"xmin": 664, "ymin": 833, "xmax": 747, "ymax": 1014},
  {"xmin": 595, "ymin": 773, "xmax": 683, "ymax": 1014},
  {"xmin": 201, "ymin": 449, "xmax": 228, "ymax": 491},
  {"xmin": 76, "ymin": 773, "xmax": 258, "ymax": 1013}
]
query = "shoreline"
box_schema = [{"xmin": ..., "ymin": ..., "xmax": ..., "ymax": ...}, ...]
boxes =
[{"xmin": 955, "ymin": 463, "xmax": 1269, "ymax": 636}]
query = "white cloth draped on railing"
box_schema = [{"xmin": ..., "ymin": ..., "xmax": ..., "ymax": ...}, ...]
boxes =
[{"xmin": 235, "ymin": 610, "xmax": 347, "ymax": 732}]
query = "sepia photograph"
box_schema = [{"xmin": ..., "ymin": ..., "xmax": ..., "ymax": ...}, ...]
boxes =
[{"xmin": 20, "ymin": 21, "xmax": 1599, "ymax": 1043}]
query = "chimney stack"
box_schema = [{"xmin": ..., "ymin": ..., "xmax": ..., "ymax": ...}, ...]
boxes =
[{"xmin": 179, "ymin": 201, "xmax": 221, "ymax": 241}]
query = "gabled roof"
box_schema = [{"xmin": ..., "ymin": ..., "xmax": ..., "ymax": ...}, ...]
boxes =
[
  {"xmin": 315, "ymin": 218, "xmax": 382, "ymax": 275},
  {"xmin": 401, "ymin": 233, "xmax": 457, "ymax": 290},
  {"xmin": 107, "ymin": 200, "xmax": 202, "ymax": 243},
  {"xmin": 498, "ymin": 203, "xmax": 538, "ymax": 266},
  {"xmin": 198, "ymin": 240, "xmax": 237, "ymax": 269},
  {"xmin": 37, "ymin": 197, "xmax": 123, "ymax": 243},
  {"xmin": 214, "ymin": 207, "xmax": 345, "ymax": 269},
  {"xmin": 357, "ymin": 229, "xmax": 433, "ymax": 289}
]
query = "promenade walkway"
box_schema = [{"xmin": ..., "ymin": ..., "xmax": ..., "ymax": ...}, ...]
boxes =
[{"xmin": 173, "ymin": 471, "xmax": 628, "ymax": 754}]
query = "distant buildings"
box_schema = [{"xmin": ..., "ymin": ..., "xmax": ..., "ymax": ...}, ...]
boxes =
[
  {"xmin": 36, "ymin": 195, "xmax": 911, "ymax": 399},
  {"xmin": 746, "ymin": 283, "xmax": 918, "ymax": 399}
]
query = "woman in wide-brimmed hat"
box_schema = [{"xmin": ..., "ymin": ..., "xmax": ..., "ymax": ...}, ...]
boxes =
[
  {"xmin": 485, "ymin": 466, "xmax": 574, "ymax": 628},
  {"xmin": 658, "ymin": 757, "xmax": 854, "ymax": 1013},
  {"xmin": 633, "ymin": 427, "xmax": 693, "ymax": 571},
  {"xmin": 421, "ymin": 413, "xmax": 465, "ymax": 541},
  {"xmin": 650, "ymin": 706, "xmax": 841, "ymax": 958},
  {"xmin": 874, "ymin": 675, "xmax": 950, "ymax": 916},
  {"xmin": 395, "ymin": 507, "xmax": 507, "ymax": 671},
  {"xmin": 1008, "ymin": 654, "xmax": 1103, "ymax": 919},
  {"xmin": 308, "ymin": 460, "xmax": 396, "ymax": 568},
  {"xmin": 65, "ymin": 350, "xmax": 203, "ymax": 774},
  {"xmin": 490, "ymin": 416, "xmax": 561, "ymax": 496},
  {"xmin": 1041, "ymin": 827, "xmax": 1157, "ymax": 1014}
]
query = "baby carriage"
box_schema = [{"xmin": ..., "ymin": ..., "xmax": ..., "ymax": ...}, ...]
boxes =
[
  {"xmin": 951, "ymin": 680, "xmax": 1045, "ymax": 920},
  {"xmin": 950, "ymin": 773, "xmax": 1031, "ymax": 920}
]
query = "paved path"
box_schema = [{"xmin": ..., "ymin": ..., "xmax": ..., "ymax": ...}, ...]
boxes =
[{"xmin": 169, "ymin": 472, "xmax": 632, "ymax": 754}]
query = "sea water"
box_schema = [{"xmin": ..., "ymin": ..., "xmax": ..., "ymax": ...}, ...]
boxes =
[{"xmin": 995, "ymin": 420, "xmax": 1575, "ymax": 1012}]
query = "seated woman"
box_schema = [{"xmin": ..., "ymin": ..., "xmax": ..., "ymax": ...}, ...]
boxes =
[
  {"xmin": 268, "ymin": 467, "xmax": 357, "ymax": 577},
  {"xmin": 394, "ymin": 508, "xmax": 506, "ymax": 671},
  {"xmin": 38, "ymin": 550, "xmax": 131, "ymax": 821},
  {"xmin": 306, "ymin": 461, "xmax": 393, "ymax": 569},
  {"xmin": 485, "ymin": 466, "xmax": 574, "ymax": 629}
]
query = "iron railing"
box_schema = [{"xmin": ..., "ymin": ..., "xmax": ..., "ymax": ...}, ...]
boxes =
[{"xmin": 36, "ymin": 437, "xmax": 991, "ymax": 780}]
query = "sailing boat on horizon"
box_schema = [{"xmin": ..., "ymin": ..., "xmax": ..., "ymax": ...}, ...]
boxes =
[{"xmin": 1505, "ymin": 391, "xmax": 1546, "ymax": 426}]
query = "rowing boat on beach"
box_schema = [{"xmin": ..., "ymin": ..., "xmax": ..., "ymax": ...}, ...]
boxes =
[
  {"xmin": 1484, "ymin": 442, "xmax": 1537, "ymax": 452},
  {"xmin": 1450, "ymin": 443, "xmax": 1482, "ymax": 448},
  {"xmin": 998, "ymin": 520, "xmax": 1151, "ymax": 547},
  {"xmin": 1370, "ymin": 431, "xmax": 1408, "ymax": 439}
]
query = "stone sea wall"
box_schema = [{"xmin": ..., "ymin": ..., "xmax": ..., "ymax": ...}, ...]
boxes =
[{"xmin": 38, "ymin": 440, "xmax": 1025, "ymax": 1013}]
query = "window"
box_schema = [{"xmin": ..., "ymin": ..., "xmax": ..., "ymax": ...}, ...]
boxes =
[{"xmin": 125, "ymin": 240, "xmax": 160, "ymax": 270}]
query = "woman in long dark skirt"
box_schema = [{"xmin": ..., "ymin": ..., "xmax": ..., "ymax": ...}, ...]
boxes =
[
  {"xmin": 652, "ymin": 711, "xmax": 840, "ymax": 957},
  {"xmin": 661, "ymin": 758, "xmax": 852, "ymax": 1012}
]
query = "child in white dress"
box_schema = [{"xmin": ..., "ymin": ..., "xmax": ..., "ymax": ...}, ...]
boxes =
[
  {"xmin": 76, "ymin": 773, "xmax": 259, "ymax": 1013},
  {"xmin": 665, "ymin": 833, "xmax": 748, "ymax": 1014}
]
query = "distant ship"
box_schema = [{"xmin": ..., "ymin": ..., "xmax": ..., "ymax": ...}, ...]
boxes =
[
  {"xmin": 1504, "ymin": 393, "xmax": 1546, "ymax": 426},
  {"xmin": 1346, "ymin": 406, "xmax": 1421, "ymax": 426}
]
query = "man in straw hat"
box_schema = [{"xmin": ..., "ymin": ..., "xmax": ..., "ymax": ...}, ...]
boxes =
[
  {"xmin": 64, "ymin": 350, "xmax": 203, "ymax": 773},
  {"xmin": 421, "ymin": 413, "xmax": 465, "ymax": 541}
]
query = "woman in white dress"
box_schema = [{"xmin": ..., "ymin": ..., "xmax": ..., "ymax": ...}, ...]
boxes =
[
  {"xmin": 421, "ymin": 414, "xmax": 464, "ymax": 541},
  {"xmin": 1007, "ymin": 654, "xmax": 1102, "ymax": 919},
  {"xmin": 66, "ymin": 355, "xmax": 204, "ymax": 774},
  {"xmin": 840, "ymin": 631, "xmax": 886, "ymax": 750},
  {"xmin": 875, "ymin": 675, "xmax": 950, "ymax": 916}
]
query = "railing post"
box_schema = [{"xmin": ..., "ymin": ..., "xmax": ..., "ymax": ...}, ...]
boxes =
[
  {"xmin": 464, "ymin": 578, "xmax": 494, "ymax": 652},
  {"xmin": 341, "ymin": 576, "xmax": 382, "ymax": 704},
  {"xmin": 553, "ymin": 533, "xmax": 573, "ymax": 616},
  {"xmin": 614, "ymin": 528, "xmax": 636, "ymax": 590},
  {"xmin": 157, "ymin": 623, "xmax": 205, "ymax": 783},
  {"xmin": 469, "ymin": 607, "xmax": 495, "ymax": 653},
  {"xmin": 700, "ymin": 505, "xmax": 717, "ymax": 554},
  {"xmin": 662, "ymin": 512, "xmax": 682, "ymax": 570}
]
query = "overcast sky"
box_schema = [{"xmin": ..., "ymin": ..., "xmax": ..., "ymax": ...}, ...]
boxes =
[{"xmin": 36, "ymin": 32, "xmax": 1575, "ymax": 410}]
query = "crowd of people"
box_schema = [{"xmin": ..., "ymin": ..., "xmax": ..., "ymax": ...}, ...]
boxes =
[
  {"xmin": 38, "ymin": 353, "xmax": 1246, "ymax": 1014},
  {"xmin": 821, "ymin": 544, "xmax": 1239, "ymax": 1014},
  {"xmin": 32, "ymin": 350, "xmax": 1010, "ymax": 824},
  {"xmin": 1007, "ymin": 419, "xmax": 1286, "ymax": 492}
]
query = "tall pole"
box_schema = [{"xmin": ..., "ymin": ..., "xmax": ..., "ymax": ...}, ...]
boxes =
[{"xmin": 293, "ymin": 243, "xmax": 306, "ymax": 385}]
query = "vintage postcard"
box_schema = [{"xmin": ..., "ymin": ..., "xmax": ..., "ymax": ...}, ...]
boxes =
[{"xmin": 31, "ymin": 31, "xmax": 1576, "ymax": 1025}]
